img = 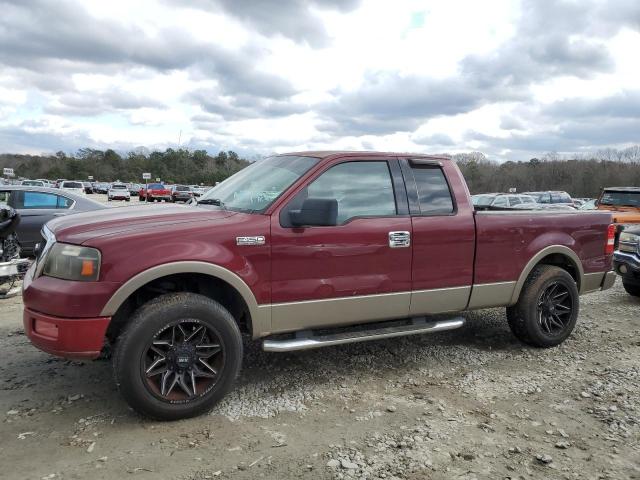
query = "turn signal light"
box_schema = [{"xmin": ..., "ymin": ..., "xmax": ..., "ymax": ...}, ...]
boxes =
[{"xmin": 605, "ymin": 224, "xmax": 616, "ymax": 255}]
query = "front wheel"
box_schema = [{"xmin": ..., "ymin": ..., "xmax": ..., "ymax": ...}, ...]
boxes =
[
  {"xmin": 113, "ymin": 293, "xmax": 243, "ymax": 420},
  {"xmin": 622, "ymin": 280, "xmax": 640, "ymax": 297},
  {"xmin": 506, "ymin": 265, "xmax": 579, "ymax": 348}
]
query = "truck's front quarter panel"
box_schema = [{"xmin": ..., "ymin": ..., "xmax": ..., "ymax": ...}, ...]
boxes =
[{"xmin": 22, "ymin": 212, "xmax": 272, "ymax": 359}]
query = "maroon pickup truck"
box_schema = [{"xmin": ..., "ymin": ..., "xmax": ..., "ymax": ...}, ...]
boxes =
[{"xmin": 23, "ymin": 151, "xmax": 616, "ymax": 420}]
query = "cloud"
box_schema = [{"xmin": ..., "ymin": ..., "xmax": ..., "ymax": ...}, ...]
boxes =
[
  {"xmin": 0, "ymin": 0, "xmax": 639, "ymax": 159},
  {"xmin": 165, "ymin": 0, "xmax": 361, "ymax": 47},
  {"xmin": 317, "ymin": 72, "xmax": 525, "ymax": 136},
  {"xmin": 0, "ymin": 0, "xmax": 296, "ymax": 101},
  {"xmin": 45, "ymin": 90, "xmax": 167, "ymax": 116}
]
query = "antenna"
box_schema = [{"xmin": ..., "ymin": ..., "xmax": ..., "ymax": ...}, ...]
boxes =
[{"xmin": 178, "ymin": 130, "xmax": 182, "ymax": 147}]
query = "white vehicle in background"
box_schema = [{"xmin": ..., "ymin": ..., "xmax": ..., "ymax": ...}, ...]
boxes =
[
  {"xmin": 59, "ymin": 180, "xmax": 86, "ymax": 196},
  {"xmin": 21, "ymin": 180, "xmax": 46, "ymax": 187},
  {"xmin": 189, "ymin": 185, "xmax": 206, "ymax": 197},
  {"xmin": 108, "ymin": 183, "xmax": 131, "ymax": 202},
  {"xmin": 471, "ymin": 193, "xmax": 537, "ymax": 208}
]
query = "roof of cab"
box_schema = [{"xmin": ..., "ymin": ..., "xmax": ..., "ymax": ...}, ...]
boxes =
[{"xmin": 279, "ymin": 150, "xmax": 451, "ymax": 161}]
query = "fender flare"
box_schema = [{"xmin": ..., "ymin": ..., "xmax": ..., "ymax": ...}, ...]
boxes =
[
  {"xmin": 100, "ymin": 261, "xmax": 271, "ymax": 336},
  {"xmin": 509, "ymin": 245, "xmax": 584, "ymax": 305}
]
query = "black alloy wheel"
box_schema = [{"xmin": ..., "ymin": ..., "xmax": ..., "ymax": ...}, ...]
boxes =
[
  {"xmin": 142, "ymin": 321, "xmax": 224, "ymax": 402},
  {"xmin": 536, "ymin": 282, "xmax": 573, "ymax": 336},
  {"xmin": 113, "ymin": 293, "xmax": 243, "ymax": 420}
]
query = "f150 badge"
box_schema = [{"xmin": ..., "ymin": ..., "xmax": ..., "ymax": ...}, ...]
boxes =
[{"xmin": 236, "ymin": 236, "xmax": 266, "ymax": 246}]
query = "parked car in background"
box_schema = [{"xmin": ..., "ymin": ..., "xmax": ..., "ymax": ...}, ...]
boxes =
[
  {"xmin": 524, "ymin": 191, "xmax": 575, "ymax": 207},
  {"xmin": 0, "ymin": 185, "xmax": 106, "ymax": 256},
  {"xmin": 35, "ymin": 179, "xmax": 54, "ymax": 188},
  {"xmin": 21, "ymin": 180, "xmax": 46, "ymax": 187},
  {"xmin": 578, "ymin": 199, "xmax": 597, "ymax": 210},
  {"xmin": 171, "ymin": 185, "xmax": 193, "ymax": 202},
  {"xmin": 94, "ymin": 182, "xmax": 110, "ymax": 194},
  {"xmin": 189, "ymin": 185, "xmax": 206, "ymax": 197},
  {"xmin": 472, "ymin": 193, "xmax": 537, "ymax": 208},
  {"xmin": 128, "ymin": 183, "xmax": 141, "ymax": 196},
  {"xmin": 54, "ymin": 179, "xmax": 67, "ymax": 188},
  {"xmin": 82, "ymin": 181, "xmax": 94, "ymax": 194},
  {"xmin": 59, "ymin": 180, "xmax": 86, "ymax": 196},
  {"xmin": 139, "ymin": 183, "xmax": 172, "ymax": 202},
  {"xmin": 596, "ymin": 187, "xmax": 640, "ymax": 229},
  {"xmin": 22, "ymin": 151, "xmax": 615, "ymax": 420},
  {"xmin": 108, "ymin": 183, "xmax": 131, "ymax": 202},
  {"xmin": 613, "ymin": 226, "xmax": 640, "ymax": 297}
]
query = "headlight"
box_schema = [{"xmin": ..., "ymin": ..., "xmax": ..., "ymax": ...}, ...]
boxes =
[
  {"xmin": 42, "ymin": 243, "xmax": 101, "ymax": 281},
  {"xmin": 619, "ymin": 232, "xmax": 640, "ymax": 253}
]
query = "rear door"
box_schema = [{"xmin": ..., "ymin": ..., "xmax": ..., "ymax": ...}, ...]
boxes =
[
  {"xmin": 399, "ymin": 158, "xmax": 475, "ymax": 315},
  {"xmin": 270, "ymin": 158, "xmax": 412, "ymax": 333}
]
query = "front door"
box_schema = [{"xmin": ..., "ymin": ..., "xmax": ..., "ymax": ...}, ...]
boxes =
[{"xmin": 270, "ymin": 158, "xmax": 412, "ymax": 333}]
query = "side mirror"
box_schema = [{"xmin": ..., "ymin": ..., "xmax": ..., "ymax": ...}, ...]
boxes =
[{"xmin": 289, "ymin": 198, "xmax": 338, "ymax": 227}]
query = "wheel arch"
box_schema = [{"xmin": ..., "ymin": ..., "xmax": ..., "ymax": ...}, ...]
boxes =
[
  {"xmin": 101, "ymin": 262, "xmax": 271, "ymax": 340},
  {"xmin": 509, "ymin": 245, "xmax": 584, "ymax": 305}
]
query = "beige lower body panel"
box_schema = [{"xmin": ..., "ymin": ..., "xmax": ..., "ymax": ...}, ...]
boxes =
[
  {"xmin": 270, "ymin": 291, "xmax": 411, "ymax": 334},
  {"xmin": 581, "ymin": 272, "xmax": 606, "ymax": 294},
  {"xmin": 409, "ymin": 286, "xmax": 471, "ymax": 316},
  {"xmin": 468, "ymin": 281, "xmax": 517, "ymax": 309},
  {"xmin": 263, "ymin": 280, "xmax": 535, "ymax": 337}
]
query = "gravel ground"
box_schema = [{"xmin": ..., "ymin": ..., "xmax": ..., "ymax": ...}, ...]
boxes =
[{"xmin": 1, "ymin": 280, "xmax": 639, "ymax": 480}]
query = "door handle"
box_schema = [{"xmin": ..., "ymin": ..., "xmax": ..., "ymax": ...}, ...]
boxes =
[{"xmin": 388, "ymin": 231, "xmax": 410, "ymax": 248}]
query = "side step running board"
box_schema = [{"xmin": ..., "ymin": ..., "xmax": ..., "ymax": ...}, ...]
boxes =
[{"xmin": 262, "ymin": 317, "xmax": 465, "ymax": 352}]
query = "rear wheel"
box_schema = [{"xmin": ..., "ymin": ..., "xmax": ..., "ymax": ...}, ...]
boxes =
[
  {"xmin": 622, "ymin": 280, "xmax": 640, "ymax": 297},
  {"xmin": 506, "ymin": 265, "xmax": 579, "ymax": 348},
  {"xmin": 113, "ymin": 293, "xmax": 243, "ymax": 420}
]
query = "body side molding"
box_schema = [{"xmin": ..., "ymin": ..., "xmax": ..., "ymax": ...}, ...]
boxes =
[{"xmin": 100, "ymin": 261, "xmax": 271, "ymax": 337}]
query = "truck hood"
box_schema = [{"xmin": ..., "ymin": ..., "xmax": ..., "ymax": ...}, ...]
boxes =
[{"xmin": 47, "ymin": 205, "xmax": 236, "ymax": 244}]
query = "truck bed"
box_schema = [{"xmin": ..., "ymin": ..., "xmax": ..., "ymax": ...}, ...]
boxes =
[{"xmin": 469, "ymin": 209, "xmax": 613, "ymax": 309}]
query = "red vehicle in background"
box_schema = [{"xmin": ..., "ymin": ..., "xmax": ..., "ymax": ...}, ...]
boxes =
[
  {"xmin": 139, "ymin": 183, "xmax": 172, "ymax": 202},
  {"xmin": 23, "ymin": 151, "xmax": 615, "ymax": 421}
]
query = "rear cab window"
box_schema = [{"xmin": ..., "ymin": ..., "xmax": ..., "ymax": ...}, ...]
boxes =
[{"xmin": 405, "ymin": 160, "xmax": 454, "ymax": 215}]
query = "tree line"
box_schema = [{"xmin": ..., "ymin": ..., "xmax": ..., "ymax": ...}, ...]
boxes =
[
  {"xmin": 1, "ymin": 146, "xmax": 639, "ymax": 197},
  {"xmin": 451, "ymin": 147, "xmax": 640, "ymax": 197},
  {"xmin": 0, "ymin": 148, "xmax": 250, "ymax": 185}
]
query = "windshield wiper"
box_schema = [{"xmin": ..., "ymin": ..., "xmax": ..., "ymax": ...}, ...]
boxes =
[{"xmin": 197, "ymin": 198, "xmax": 226, "ymax": 208}]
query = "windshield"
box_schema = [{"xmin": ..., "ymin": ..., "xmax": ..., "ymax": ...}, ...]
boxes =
[
  {"xmin": 175, "ymin": 186, "xmax": 190, "ymax": 191},
  {"xmin": 22, "ymin": 180, "xmax": 44, "ymax": 186},
  {"xmin": 112, "ymin": 184, "xmax": 127, "ymax": 189},
  {"xmin": 600, "ymin": 191, "xmax": 640, "ymax": 207},
  {"xmin": 199, "ymin": 155, "xmax": 319, "ymax": 213},
  {"xmin": 62, "ymin": 181, "xmax": 82, "ymax": 188},
  {"xmin": 472, "ymin": 195, "xmax": 496, "ymax": 206}
]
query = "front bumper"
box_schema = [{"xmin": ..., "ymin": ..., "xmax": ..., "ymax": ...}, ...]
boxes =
[
  {"xmin": 23, "ymin": 308, "xmax": 110, "ymax": 359},
  {"xmin": 109, "ymin": 195, "xmax": 130, "ymax": 200},
  {"xmin": 613, "ymin": 251, "xmax": 640, "ymax": 284}
]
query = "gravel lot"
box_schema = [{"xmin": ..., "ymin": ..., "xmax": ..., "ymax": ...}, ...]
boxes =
[{"xmin": 1, "ymin": 274, "xmax": 639, "ymax": 479}]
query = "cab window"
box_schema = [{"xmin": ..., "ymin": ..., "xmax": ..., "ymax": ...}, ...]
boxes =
[
  {"xmin": 283, "ymin": 161, "xmax": 397, "ymax": 226},
  {"xmin": 409, "ymin": 165, "xmax": 454, "ymax": 215}
]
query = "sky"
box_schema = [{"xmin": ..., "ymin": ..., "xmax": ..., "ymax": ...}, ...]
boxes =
[{"xmin": 0, "ymin": 0, "xmax": 639, "ymax": 161}]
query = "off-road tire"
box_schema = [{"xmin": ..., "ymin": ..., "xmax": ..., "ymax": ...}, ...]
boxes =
[
  {"xmin": 506, "ymin": 265, "xmax": 579, "ymax": 348},
  {"xmin": 113, "ymin": 293, "xmax": 243, "ymax": 420},
  {"xmin": 622, "ymin": 280, "xmax": 640, "ymax": 297}
]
